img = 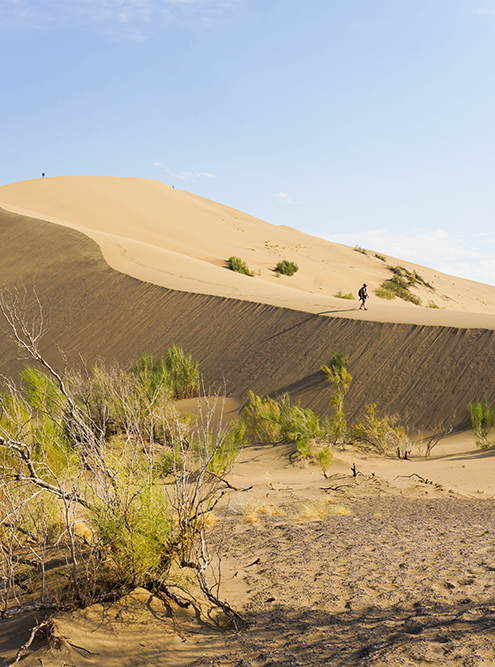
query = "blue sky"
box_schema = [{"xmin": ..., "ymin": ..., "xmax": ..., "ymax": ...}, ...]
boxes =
[{"xmin": 2, "ymin": 0, "xmax": 495, "ymax": 284}]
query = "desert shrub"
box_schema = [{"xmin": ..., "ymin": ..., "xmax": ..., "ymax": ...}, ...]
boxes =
[
  {"xmin": 275, "ymin": 260, "xmax": 299, "ymax": 276},
  {"xmin": 316, "ymin": 445, "xmax": 334, "ymax": 478},
  {"xmin": 352, "ymin": 403, "xmax": 410, "ymax": 458},
  {"xmin": 321, "ymin": 352, "xmax": 351, "ymax": 446},
  {"xmin": 469, "ymin": 399, "xmax": 494, "ymax": 449},
  {"xmin": 132, "ymin": 347, "xmax": 199, "ymax": 400},
  {"xmin": 243, "ymin": 391, "xmax": 329, "ymax": 456},
  {"xmin": 427, "ymin": 300, "xmax": 439, "ymax": 309},
  {"xmin": 335, "ymin": 291, "xmax": 354, "ymax": 300},
  {"xmin": 165, "ymin": 345, "xmax": 199, "ymax": 399},
  {"xmin": 374, "ymin": 253, "xmax": 386, "ymax": 262},
  {"xmin": 354, "ymin": 245, "xmax": 367, "ymax": 255},
  {"xmin": 375, "ymin": 285, "xmax": 396, "ymax": 300},
  {"xmin": 0, "ymin": 290, "xmax": 243, "ymax": 627},
  {"xmin": 228, "ymin": 256, "xmax": 254, "ymax": 277}
]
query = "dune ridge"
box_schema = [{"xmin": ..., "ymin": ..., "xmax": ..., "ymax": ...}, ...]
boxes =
[
  {"xmin": 2, "ymin": 176, "xmax": 495, "ymax": 328},
  {"xmin": 0, "ymin": 205, "xmax": 494, "ymax": 431}
]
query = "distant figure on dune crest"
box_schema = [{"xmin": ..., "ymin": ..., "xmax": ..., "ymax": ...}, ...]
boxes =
[
  {"xmin": 41, "ymin": 173, "xmax": 45, "ymax": 178},
  {"xmin": 358, "ymin": 283, "xmax": 368, "ymax": 310}
]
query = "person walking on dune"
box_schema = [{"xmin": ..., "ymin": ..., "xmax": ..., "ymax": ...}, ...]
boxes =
[{"xmin": 358, "ymin": 283, "xmax": 368, "ymax": 310}]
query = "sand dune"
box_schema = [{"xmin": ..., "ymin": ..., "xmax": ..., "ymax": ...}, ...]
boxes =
[
  {"xmin": 2, "ymin": 176, "xmax": 495, "ymax": 328},
  {"xmin": 0, "ymin": 208, "xmax": 493, "ymax": 433},
  {"xmin": 2, "ymin": 177, "xmax": 495, "ymax": 666}
]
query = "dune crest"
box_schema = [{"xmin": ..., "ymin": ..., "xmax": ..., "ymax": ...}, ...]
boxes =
[{"xmin": 2, "ymin": 175, "xmax": 495, "ymax": 328}]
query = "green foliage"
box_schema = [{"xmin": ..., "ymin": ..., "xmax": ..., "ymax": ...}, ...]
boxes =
[
  {"xmin": 228, "ymin": 256, "xmax": 254, "ymax": 277},
  {"xmin": 166, "ymin": 345, "xmax": 199, "ymax": 399},
  {"xmin": 375, "ymin": 285, "xmax": 396, "ymax": 300},
  {"xmin": 469, "ymin": 399, "xmax": 495, "ymax": 449},
  {"xmin": 354, "ymin": 245, "xmax": 367, "ymax": 255},
  {"xmin": 274, "ymin": 260, "xmax": 299, "ymax": 277},
  {"xmin": 352, "ymin": 403, "xmax": 409, "ymax": 457},
  {"xmin": 335, "ymin": 291, "xmax": 355, "ymax": 300},
  {"xmin": 131, "ymin": 346, "xmax": 199, "ymax": 400},
  {"xmin": 243, "ymin": 391, "xmax": 329, "ymax": 454},
  {"xmin": 374, "ymin": 253, "xmax": 386, "ymax": 262},
  {"xmin": 316, "ymin": 445, "xmax": 334, "ymax": 478},
  {"xmin": 427, "ymin": 300, "xmax": 439, "ymax": 309},
  {"xmin": 321, "ymin": 353, "xmax": 352, "ymax": 446}
]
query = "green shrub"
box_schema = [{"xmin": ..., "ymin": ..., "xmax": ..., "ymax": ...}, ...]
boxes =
[
  {"xmin": 316, "ymin": 445, "xmax": 334, "ymax": 478},
  {"xmin": 165, "ymin": 345, "xmax": 199, "ymax": 399},
  {"xmin": 352, "ymin": 403, "xmax": 410, "ymax": 458},
  {"xmin": 375, "ymin": 285, "xmax": 396, "ymax": 300},
  {"xmin": 427, "ymin": 300, "xmax": 439, "ymax": 309},
  {"xmin": 228, "ymin": 256, "xmax": 254, "ymax": 277},
  {"xmin": 335, "ymin": 291, "xmax": 354, "ymax": 300},
  {"xmin": 243, "ymin": 391, "xmax": 329, "ymax": 454},
  {"xmin": 354, "ymin": 246, "xmax": 367, "ymax": 255},
  {"xmin": 469, "ymin": 399, "xmax": 495, "ymax": 449},
  {"xmin": 374, "ymin": 253, "xmax": 386, "ymax": 262},
  {"xmin": 321, "ymin": 353, "xmax": 352, "ymax": 446},
  {"xmin": 275, "ymin": 260, "xmax": 299, "ymax": 277}
]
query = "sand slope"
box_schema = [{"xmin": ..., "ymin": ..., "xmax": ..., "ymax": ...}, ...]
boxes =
[
  {"xmin": 2, "ymin": 176, "xmax": 495, "ymax": 328},
  {"xmin": 0, "ymin": 206, "xmax": 494, "ymax": 431}
]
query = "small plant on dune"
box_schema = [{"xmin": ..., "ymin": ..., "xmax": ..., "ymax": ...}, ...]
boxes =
[
  {"xmin": 335, "ymin": 291, "xmax": 354, "ymax": 300},
  {"xmin": 243, "ymin": 391, "xmax": 329, "ymax": 458},
  {"xmin": 427, "ymin": 300, "xmax": 439, "ymax": 309},
  {"xmin": 228, "ymin": 256, "xmax": 254, "ymax": 277},
  {"xmin": 374, "ymin": 253, "xmax": 386, "ymax": 262},
  {"xmin": 321, "ymin": 352, "xmax": 352, "ymax": 447},
  {"xmin": 316, "ymin": 444, "xmax": 334, "ymax": 478},
  {"xmin": 352, "ymin": 403, "xmax": 411, "ymax": 459},
  {"xmin": 131, "ymin": 346, "xmax": 199, "ymax": 400},
  {"xmin": 274, "ymin": 260, "xmax": 299, "ymax": 277},
  {"xmin": 354, "ymin": 245, "xmax": 367, "ymax": 255},
  {"xmin": 469, "ymin": 399, "xmax": 495, "ymax": 449},
  {"xmin": 375, "ymin": 285, "xmax": 396, "ymax": 300}
]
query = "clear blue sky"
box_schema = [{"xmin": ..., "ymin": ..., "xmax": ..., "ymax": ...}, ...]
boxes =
[{"xmin": 2, "ymin": 1, "xmax": 495, "ymax": 284}]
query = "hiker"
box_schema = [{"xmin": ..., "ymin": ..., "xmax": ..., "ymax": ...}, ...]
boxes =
[{"xmin": 358, "ymin": 283, "xmax": 368, "ymax": 310}]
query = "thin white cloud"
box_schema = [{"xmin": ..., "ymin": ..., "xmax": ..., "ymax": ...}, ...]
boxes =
[
  {"xmin": 166, "ymin": 169, "xmax": 216, "ymax": 181},
  {"xmin": 323, "ymin": 227, "xmax": 495, "ymax": 287},
  {"xmin": 275, "ymin": 192, "xmax": 299, "ymax": 205},
  {"xmin": 0, "ymin": 0, "xmax": 238, "ymax": 36}
]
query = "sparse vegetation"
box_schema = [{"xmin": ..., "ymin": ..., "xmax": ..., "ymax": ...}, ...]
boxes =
[
  {"xmin": 469, "ymin": 399, "xmax": 495, "ymax": 449},
  {"xmin": 335, "ymin": 291, "xmax": 355, "ymax": 300},
  {"xmin": 352, "ymin": 403, "xmax": 411, "ymax": 459},
  {"xmin": 375, "ymin": 265, "xmax": 428, "ymax": 306},
  {"xmin": 244, "ymin": 391, "xmax": 329, "ymax": 459},
  {"xmin": 374, "ymin": 253, "xmax": 386, "ymax": 262},
  {"xmin": 427, "ymin": 300, "xmax": 439, "ymax": 309},
  {"xmin": 321, "ymin": 352, "xmax": 351, "ymax": 446},
  {"xmin": 354, "ymin": 246, "xmax": 367, "ymax": 255},
  {"xmin": 228, "ymin": 256, "xmax": 254, "ymax": 277},
  {"xmin": 0, "ymin": 289, "xmax": 243, "ymax": 628},
  {"xmin": 274, "ymin": 260, "xmax": 299, "ymax": 276}
]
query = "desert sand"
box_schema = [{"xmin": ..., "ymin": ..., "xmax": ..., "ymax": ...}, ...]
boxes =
[{"xmin": 1, "ymin": 176, "xmax": 495, "ymax": 666}]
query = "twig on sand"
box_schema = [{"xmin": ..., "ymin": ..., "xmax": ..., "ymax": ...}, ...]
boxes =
[
  {"xmin": 207, "ymin": 470, "xmax": 253, "ymax": 492},
  {"xmin": 395, "ymin": 473, "xmax": 432, "ymax": 484},
  {"xmin": 7, "ymin": 619, "xmax": 49, "ymax": 667}
]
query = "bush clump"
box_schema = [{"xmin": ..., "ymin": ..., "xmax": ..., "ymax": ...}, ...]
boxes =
[
  {"xmin": 335, "ymin": 291, "xmax": 354, "ymax": 300},
  {"xmin": 275, "ymin": 260, "xmax": 299, "ymax": 276},
  {"xmin": 228, "ymin": 256, "xmax": 254, "ymax": 277},
  {"xmin": 469, "ymin": 399, "xmax": 495, "ymax": 449},
  {"xmin": 375, "ymin": 265, "xmax": 425, "ymax": 306}
]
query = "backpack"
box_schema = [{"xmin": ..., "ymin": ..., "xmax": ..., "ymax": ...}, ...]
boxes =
[{"xmin": 358, "ymin": 287, "xmax": 365, "ymax": 299}]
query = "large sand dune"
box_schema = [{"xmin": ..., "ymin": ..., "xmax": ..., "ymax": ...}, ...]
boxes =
[
  {"xmin": 1, "ymin": 178, "xmax": 495, "ymax": 430},
  {"xmin": 3, "ymin": 177, "xmax": 495, "ymax": 666}
]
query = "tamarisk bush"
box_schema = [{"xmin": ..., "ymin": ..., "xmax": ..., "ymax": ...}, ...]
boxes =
[{"xmin": 0, "ymin": 288, "xmax": 242, "ymax": 628}]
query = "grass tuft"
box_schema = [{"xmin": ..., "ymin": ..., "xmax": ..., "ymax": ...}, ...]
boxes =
[{"xmin": 335, "ymin": 291, "xmax": 355, "ymax": 300}]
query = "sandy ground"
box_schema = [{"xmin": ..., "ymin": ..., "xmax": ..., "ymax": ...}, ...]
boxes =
[
  {"xmin": 3, "ymin": 436, "xmax": 495, "ymax": 667},
  {"xmin": 2, "ymin": 176, "xmax": 495, "ymax": 329}
]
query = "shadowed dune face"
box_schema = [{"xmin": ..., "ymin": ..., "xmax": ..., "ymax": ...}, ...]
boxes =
[{"xmin": 0, "ymin": 206, "xmax": 494, "ymax": 431}]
